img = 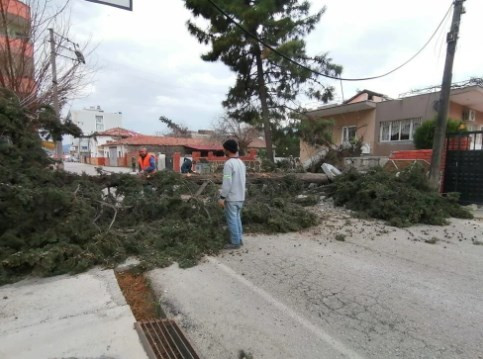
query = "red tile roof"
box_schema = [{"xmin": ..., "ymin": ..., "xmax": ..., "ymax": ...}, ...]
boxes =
[
  {"xmin": 100, "ymin": 135, "xmax": 222, "ymax": 149},
  {"xmin": 96, "ymin": 127, "xmax": 141, "ymax": 137},
  {"xmin": 248, "ymin": 138, "xmax": 267, "ymax": 148},
  {"xmin": 99, "ymin": 134, "xmax": 266, "ymax": 151},
  {"xmin": 184, "ymin": 144, "xmax": 224, "ymax": 151}
]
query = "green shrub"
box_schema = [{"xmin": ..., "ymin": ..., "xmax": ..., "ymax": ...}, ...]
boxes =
[{"xmin": 413, "ymin": 118, "xmax": 463, "ymax": 149}]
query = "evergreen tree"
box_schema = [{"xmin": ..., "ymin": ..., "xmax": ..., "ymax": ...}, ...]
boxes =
[{"xmin": 184, "ymin": 0, "xmax": 342, "ymax": 161}]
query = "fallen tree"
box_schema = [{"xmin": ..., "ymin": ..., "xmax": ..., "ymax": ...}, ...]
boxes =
[
  {"xmin": 0, "ymin": 91, "xmax": 319, "ymax": 285},
  {"xmin": 184, "ymin": 172, "xmax": 329, "ymax": 185},
  {"xmin": 326, "ymin": 165, "xmax": 473, "ymax": 227}
]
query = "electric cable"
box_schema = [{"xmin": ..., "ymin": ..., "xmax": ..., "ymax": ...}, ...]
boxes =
[{"xmin": 205, "ymin": 0, "xmax": 453, "ymax": 82}]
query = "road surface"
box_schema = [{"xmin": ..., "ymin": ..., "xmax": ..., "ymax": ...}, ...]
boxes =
[
  {"xmin": 64, "ymin": 161, "xmax": 132, "ymax": 175},
  {"xmin": 148, "ymin": 205, "xmax": 483, "ymax": 359}
]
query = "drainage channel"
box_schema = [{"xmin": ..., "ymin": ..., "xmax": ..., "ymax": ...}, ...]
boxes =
[
  {"xmin": 115, "ymin": 269, "xmax": 200, "ymax": 359},
  {"xmin": 136, "ymin": 320, "xmax": 200, "ymax": 359}
]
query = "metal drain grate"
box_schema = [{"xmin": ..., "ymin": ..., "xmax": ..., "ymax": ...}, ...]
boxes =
[{"xmin": 135, "ymin": 319, "xmax": 200, "ymax": 359}]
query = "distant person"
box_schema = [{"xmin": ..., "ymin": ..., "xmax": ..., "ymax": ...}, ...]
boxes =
[
  {"xmin": 218, "ymin": 139, "xmax": 246, "ymax": 250},
  {"xmin": 181, "ymin": 157, "xmax": 193, "ymax": 174},
  {"xmin": 131, "ymin": 156, "xmax": 136, "ymax": 172},
  {"xmin": 137, "ymin": 148, "xmax": 156, "ymax": 174}
]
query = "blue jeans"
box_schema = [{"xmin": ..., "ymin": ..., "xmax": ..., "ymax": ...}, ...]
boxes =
[{"xmin": 224, "ymin": 201, "xmax": 244, "ymax": 245}]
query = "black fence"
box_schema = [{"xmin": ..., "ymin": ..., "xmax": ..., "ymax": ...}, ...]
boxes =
[{"xmin": 444, "ymin": 131, "xmax": 483, "ymax": 205}]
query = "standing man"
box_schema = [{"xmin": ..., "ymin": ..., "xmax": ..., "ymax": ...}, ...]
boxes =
[
  {"xmin": 218, "ymin": 139, "xmax": 246, "ymax": 249},
  {"xmin": 137, "ymin": 148, "xmax": 156, "ymax": 174}
]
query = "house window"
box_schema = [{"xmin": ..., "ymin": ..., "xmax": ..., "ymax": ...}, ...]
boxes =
[
  {"xmin": 342, "ymin": 126, "xmax": 357, "ymax": 144},
  {"xmin": 96, "ymin": 115, "xmax": 104, "ymax": 131},
  {"xmin": 380, "ymin": 118, "xmax": 421, "ymax": 142},
  {"xmin": 381, "ymin": 122, "xmax": 390, "ymax": 142}
]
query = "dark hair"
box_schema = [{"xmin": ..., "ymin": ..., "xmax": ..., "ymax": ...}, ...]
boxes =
[{"xmin": 223, "ymin": 139, "xmax": 238, "ymax": 154}]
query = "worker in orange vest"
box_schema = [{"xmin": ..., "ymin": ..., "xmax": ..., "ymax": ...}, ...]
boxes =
[{"xmin": 137, "ymin": 148, "xmax": 156, "ymax": 174}]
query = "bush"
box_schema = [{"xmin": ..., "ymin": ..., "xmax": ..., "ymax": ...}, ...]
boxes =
[
  {"xmin": 413, "ymin": 118, "xmax": 463, "ymax": 149},
  {"xmin": 326, "ymin": 165, "xmax": 472, "ymax": 227}
]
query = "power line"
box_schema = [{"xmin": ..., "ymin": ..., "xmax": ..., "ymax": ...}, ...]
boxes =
[{"xmin": 205, "ymin": 0, "xmax": 453, "ymax": 82}]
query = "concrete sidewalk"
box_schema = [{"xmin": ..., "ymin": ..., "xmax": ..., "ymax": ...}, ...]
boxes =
[{"xmin": 0, "ymin": 269, "xmax": 147, "ymax": 359}]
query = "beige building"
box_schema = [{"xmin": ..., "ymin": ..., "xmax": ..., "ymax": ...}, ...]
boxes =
[{"xmin": 301, "ymin": 85, "xmax": 483, "ymax": 162}]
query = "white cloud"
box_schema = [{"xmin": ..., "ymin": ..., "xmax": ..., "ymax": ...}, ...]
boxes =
[{"xmin": 64, "ymin": 0, "xmax": 482, "ymax": 134}]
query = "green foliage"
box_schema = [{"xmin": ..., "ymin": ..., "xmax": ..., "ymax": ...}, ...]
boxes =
[
  {"xmin": 159, "ymin": 115, "xmax": 191, "ymax": 138},
  {"xmin": 0, "ymin": 169, "xmax": 318, "ymax": 285},
  {"xmin": 272, "ymin": 124, "xmax": 300, "ymax": 157},
  {"xmin": 184, "ymin": 0, "xmax": 341, "ymax": 159},
  {"xmin": 326, "ymin": 165, "xmax": 473, "ymax": 227},
  {"xmin": 299, "ymin": 118, "xmax": 334, "ymax": 147},
  {"xmin": 413, "ymin": 118, "xmax": 463, "ymax": 149},
  {"xmin": 0, "ymin": 90, "xmax": 318, "ymax": 285},
  {"xmin": 244, "ymin": 176, "xmax": 318, "ymax": 233}
]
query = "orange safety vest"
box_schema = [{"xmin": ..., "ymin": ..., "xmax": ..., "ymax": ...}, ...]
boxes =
[{"xmin": 138, "ymin": 154, "xmax": 155, "ymax": 172}]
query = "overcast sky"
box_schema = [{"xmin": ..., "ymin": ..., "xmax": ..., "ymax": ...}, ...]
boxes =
[{"xmin": 65, "ymin": 0, "xmax": 482, "ymax": 135}]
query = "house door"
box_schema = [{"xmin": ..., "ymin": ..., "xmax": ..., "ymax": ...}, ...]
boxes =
[
  {"xmin": 444, "ymin": 131, "xmax": 483, "ymax": 205},
  {"xmin": 109, "ymin": 147, "xmax": 118, "ymax": 167}
]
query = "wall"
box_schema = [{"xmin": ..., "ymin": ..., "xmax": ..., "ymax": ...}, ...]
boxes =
[
  {"xmin": 373, "ymin": 93, "xmax": 440, "ymax": 156},
  {"xmin": 448, "ymin": 102, "xmax": 464, "ymax": 121},
  {"xmin": 344, "ymin": 156, "xmax": 388, "ymax": 171},
  {"xmin": 299, "ymin": 141, "xmax": 321, "ymax": 164},
  {"xmin": 329, "ymin": 109, "xmax": 376, "ymax": 148},
  {"xmin": 374, "ymin": 91, "xmax": 483, "ymax": 156},
  {"xmin": 124, "ymin": 145, "xmax": 188, "ymax": 157},
  {"xmin": 449, "ymin": 102, "xmax": 483, "ymax": 130},
  {"xmin": 300, "ymin": 109, "xmax": 375, "ymax": 163},
  {"xmin": 101, "ymin": 144, "xmax": 189, "ymax": 169},
  {"xmin": 70, "ymin": 109, "xmax": 122, "ymax": 136},
  {"xmin": 191, "ymin": 150, "xmax": 259, "ymax": 173},
  {"xmin": 348, "ymin": 93, "xmax": 369, "ymax": 103}
]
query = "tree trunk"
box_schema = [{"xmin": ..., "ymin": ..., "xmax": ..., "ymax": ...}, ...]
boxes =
[
  {"xmin": 254, "ymin": 46, "xmax": 274, "ymax": 162},
  {"xmin": 183, "ymin": 173, "xmax": 329, "ymax": 185}
]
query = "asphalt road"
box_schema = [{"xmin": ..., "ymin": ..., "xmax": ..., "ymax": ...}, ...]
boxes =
[
  {"xmin": 148, "ymin": 208, "xmax": 483, "ymax": 359},
  {"xmin": 63, "ymin": 161, "xmax": 132, "ymax": 175}
]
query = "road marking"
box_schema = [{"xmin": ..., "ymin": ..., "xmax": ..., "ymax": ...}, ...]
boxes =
[{"xmin": 207, "ymin": 257, "xmax": 365, "ymax": 359}]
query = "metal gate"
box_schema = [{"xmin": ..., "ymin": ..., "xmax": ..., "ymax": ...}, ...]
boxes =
[{"xmin": 444, "ymin": 130, "xmax": 483, "ymax": 205}]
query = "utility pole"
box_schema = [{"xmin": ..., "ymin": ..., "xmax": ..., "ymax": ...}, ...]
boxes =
[
  {"xmin": 429, "ymin": 0, "xmax": 466, "ymax": 189},
  {"xmin": 340, "ymin": 77, "xmax": 345, "ymax": 103},
  {"xmin": 49, "ymin": 28, "xmax": 63, "ymax": 165}
]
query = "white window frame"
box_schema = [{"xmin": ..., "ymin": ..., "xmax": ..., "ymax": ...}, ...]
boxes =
[
  {"xmin": 380, "ymin": 118, "xmax": 421, "ymax": 143},
  {"xmin": 342, "ymin": 126, "xmax": 357, "ymax": 144}
]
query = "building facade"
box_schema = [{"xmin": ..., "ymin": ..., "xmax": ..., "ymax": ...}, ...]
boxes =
[
  {"xmin": 68, "ymin": 106, "xmax": 123, "ymax": 157},
  {"xmin": 301, "ymin": 85, "xmax": 483, "ymax": 162},
  {"xmin": 0, "ymin": 0, "xmax": 34, "ymax": 94}
]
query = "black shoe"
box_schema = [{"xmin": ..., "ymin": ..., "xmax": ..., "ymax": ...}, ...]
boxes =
[{"xmin": 223, "ymin": 243, "xmax": 241, "ymax": 250}]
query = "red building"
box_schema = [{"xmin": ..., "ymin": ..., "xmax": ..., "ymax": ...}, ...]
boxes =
[{"xmin": 0, "ymin": 0, "xmax": 34, "ymax": 95}]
